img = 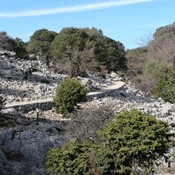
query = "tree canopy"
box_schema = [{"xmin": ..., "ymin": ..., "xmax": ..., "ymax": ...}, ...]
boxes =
[
  {"xmin": 27, "ymin": 28, "xmax": 57, "ymax": 65},
  {"xmin": 0, "ymin": 31, "xmax": 15, "ymax": 51},
  {"xmin": 13, "ymin": 38, "xmax": 28, "ymax": 59},
  {"xmin": 1, "ymin": 27, "xmax": 127, "ymax": 76},
  {"xmin": 51, "ymin": 27, "xmax": 126, "ymax": 76}
]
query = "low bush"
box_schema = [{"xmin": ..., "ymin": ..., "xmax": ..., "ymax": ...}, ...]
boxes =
[
  {"xmin": 54, "ymin": 78, "xmax": 87, "ymax": 117},
  {"xmin": 153, "ymin": 66, "xmax": 175, "ymax": 103},
  {"xmin": 65, "ymin": 105, "xmax": 115, "ymax": 142}
]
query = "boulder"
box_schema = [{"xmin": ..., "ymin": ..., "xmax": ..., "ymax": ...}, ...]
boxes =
[{"xmin": 0, "ymin": 116, "xmax": 65, "ymax": 175}]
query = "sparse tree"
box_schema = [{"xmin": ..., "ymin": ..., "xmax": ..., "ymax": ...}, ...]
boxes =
[
  {"xmin": 126, "ymin": 23, "xmax": 175, "ymax": 95},
  {"xmin": 145, "ymin": 23, "xmax": 175, "ymax": 65},
  {"xmin": 126, "ymin": 47, "xmax": 148, "ymax": 79}
]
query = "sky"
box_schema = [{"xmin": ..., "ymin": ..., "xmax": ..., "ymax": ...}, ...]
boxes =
[{"xmin": 0, "ymin": 0, "xmax": 174, "ymax": 49}]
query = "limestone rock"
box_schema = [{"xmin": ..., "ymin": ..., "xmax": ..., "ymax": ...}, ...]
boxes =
[{"xmin": 0, "ymin": 118, "xmax": 65, "ymax": 175}]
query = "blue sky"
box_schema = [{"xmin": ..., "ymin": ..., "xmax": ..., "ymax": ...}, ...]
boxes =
[{"xmin": 0, "ymin": 0, "xmax": 174, "ymax": 49}]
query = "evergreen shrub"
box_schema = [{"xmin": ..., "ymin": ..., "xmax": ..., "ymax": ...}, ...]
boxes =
[{"xmin": 54, "ymin": 78, "xmax": 87, "ymax": 117}]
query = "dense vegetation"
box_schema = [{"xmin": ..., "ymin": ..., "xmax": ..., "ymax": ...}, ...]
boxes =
[
  {"xmin": 153, "ymin": 65, "xmax": 175, "ymax": 103},
  {"xmin": 126, "ymin": 23, "xmax": 175, "ymax": 103},
  {"xmin": 51, "ymin": 27, "xmax": 126, "ymax": 76},
  {"xmin": 1, "ymin": 27, "xmax": 127, "ymax": 77},
  {"xmin": 54, "ymin": 78, "xmax": 87, "ymax": 116},
  {"xmin": 46, "ymin": 109, "xmax": 170, "ymax": 175}
]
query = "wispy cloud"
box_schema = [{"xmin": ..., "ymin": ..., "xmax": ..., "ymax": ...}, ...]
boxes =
[{"xmin": 0, "ymin": 0, "xmax": 154, "ymax": 18}]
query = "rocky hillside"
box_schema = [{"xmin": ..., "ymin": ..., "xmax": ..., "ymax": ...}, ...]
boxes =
[
  {"xmin": 1, "ymin": 51, "xmax": 175, "ymax": 174},
  {"xmin": 0, "ymin": 51, "xmax": 115, "ymax": 104}
]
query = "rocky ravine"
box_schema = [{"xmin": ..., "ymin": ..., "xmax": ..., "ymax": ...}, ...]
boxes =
[{"xmin": 1, "ymin": 52, "xmax": 175, "ymax": 174}]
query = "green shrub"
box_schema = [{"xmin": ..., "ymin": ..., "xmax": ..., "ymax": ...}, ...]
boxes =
[
  {"xmin": 45, "ymin": 141, "xmax": 100, "ymax": 175},
  {"xmin": 54, "ymin": 78, "xmax": 87, "ymax": 117},
  {"xmin": 153, "ymin": 66, "xmax": 175, "ymax": 103},
  {"xmin": 98, "ymin": 109, "xmax": 170, "ymax": 174},
  {"xmin": 45, "ymin": 109, "xmax": 170, "ymax": 175}
]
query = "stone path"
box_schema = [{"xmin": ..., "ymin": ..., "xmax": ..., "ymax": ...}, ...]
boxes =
[{"xmin": 5, "ymin": 81, "xmax": 125, "ymax": 108}]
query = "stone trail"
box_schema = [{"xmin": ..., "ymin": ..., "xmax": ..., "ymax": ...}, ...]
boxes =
[{"xmin": 4, "ymin": 81, "xmax": 125, "ymax": 109}]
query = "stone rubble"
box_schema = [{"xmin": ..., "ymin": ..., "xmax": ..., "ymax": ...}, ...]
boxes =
[{"xmin": 0, "ymin": 55, "xmax": 108, "ymax": 104}]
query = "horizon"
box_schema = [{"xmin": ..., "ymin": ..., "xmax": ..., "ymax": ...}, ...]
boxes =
[{"xmin": 0, "ymin": 0, "xmax": 175, "ymax": 49}]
